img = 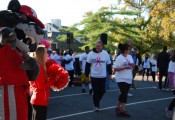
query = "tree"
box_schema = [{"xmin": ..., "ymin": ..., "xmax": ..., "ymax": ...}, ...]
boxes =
[
  {"xmin": 148, "ymin": 0, "xmax": 175, "ymax": 50},
  {"xmin": 57, "ymin": 0, "xmax": 175, "ymax": 54}
]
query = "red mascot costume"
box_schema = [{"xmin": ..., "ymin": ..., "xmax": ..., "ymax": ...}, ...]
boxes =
[{"xmin": 0, "ymin": 0, "xmax": 44, "ymax": 119}]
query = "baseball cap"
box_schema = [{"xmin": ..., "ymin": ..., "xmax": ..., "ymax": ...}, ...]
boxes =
[{"xmin": 19, "ymin": 5, "xmax": 45, "ymax": 29}]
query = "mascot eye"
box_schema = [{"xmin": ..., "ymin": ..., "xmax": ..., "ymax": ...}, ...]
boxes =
[{"xmin": 35, "ymin": 26, "xmax": 44, "ymax": 35}]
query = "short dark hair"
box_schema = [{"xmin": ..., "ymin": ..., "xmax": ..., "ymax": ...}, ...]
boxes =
[
  {"xmin": 96, "ymin": 40, "xmax": 103, "ymax": 46},
  {"xmin": 118, "ymin": 43, "xmax": 122, "ymax": 50},
  {"xmin": 120, "ymin": 43, "xmax": 130, "ymax": 53},
  {"xmin": 163, "ymin": 46, "xmax": 167, "ymax": 51},
  {"xmin": 85, "ymin": 46, "xmax": 89, "ymax": 49}
]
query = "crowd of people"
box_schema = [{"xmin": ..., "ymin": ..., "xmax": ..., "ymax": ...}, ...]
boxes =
[
  {"xmin": 2, "ymin": 37, "xmax": 175, "ymax": 119},
  {"xmin": 50, "ymin": 39, "xmax": 175, "ymax": 119},
  {"xmin": 44, "ymin": 39, "xmax": 175, "ymax": 119}
]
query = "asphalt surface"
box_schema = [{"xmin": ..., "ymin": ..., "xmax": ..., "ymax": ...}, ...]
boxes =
[{"xmin": 46, "ymin": 75, "xmax": 174, "ymax": 120}]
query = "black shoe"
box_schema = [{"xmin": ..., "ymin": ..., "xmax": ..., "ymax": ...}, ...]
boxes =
[
  {"xmin": 89, "ymin": 89, "xmax": 92, "ymax": 95},
  {"xmin": 118, "ymin": 111, "xmax": 131, "ymax": 117},
  {"xmin": 82, "ymin": 89, "xmax": 86, "ymax": 93},
  {"xmin": 115, "ymin": 108, "xmax": 121, "ymax": 116}
]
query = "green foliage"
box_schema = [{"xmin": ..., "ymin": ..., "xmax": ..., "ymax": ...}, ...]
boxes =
[{"xmin": 55, "ymin": 0, "xmax": 175, "ymax": 54}]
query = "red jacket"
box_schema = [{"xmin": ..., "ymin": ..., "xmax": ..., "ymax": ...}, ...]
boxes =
[{"xmin": 30, "ymin": 64, "xmax": 55, "ymax": 106}]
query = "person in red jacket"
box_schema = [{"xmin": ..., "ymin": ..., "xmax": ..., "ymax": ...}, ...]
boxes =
[{"xmin": 30, "ymin": 46, "xmax": 56, "ymax": 120}]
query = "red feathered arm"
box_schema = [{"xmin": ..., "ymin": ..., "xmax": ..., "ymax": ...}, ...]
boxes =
[{"xmin": 46, "ymin": 59, "xmax": 69, "ymax": 91}]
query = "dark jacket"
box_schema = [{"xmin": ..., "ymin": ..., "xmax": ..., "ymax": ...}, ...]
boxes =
[{"xmin": 157, "ymin": 51, "xmax": 170, "ymax": 70}]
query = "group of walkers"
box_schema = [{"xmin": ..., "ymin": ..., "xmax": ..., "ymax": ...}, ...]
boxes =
[
  {"xmin": 48, "ymin": 39, "xmax": 175, "ymax": 119},
  {"xmin": 76, "ymin": 40, "xmax": 175, "ymax": 119},
  {"xmin": 35, "ymin": 38, "xmax": 175, "ymax": 119}
]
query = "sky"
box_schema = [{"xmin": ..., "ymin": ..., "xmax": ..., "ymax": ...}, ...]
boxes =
[{"xmin": 1, "ymin": 0, "xmax": 117, "ymax": 26}]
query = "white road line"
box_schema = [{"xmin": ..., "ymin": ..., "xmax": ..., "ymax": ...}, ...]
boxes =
[
  {"xmin": 50, "ymin": 86, "xmax": 156, "ymax": 99},
  {"xmin": 47, "ymin": 96, "xmax": 173, "ymax": 120}
]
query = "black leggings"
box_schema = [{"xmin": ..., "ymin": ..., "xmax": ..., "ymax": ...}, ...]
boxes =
[
  {"xmin": 68, "ymin": 70, "xmax": 74, "ymax": 87},
  {"xmin": 91, "ymin": 77, "xmax": 106, "ymax": 107},
  {"xmin": 32, "ymin": 105, "xmax": 47, "ymax": 120},
  {"xmin": 151, "ymin": 72, "xmax": 156, "ymax": 82},
  {"xmin": 117, "ymin": 82, "xmax": 131, "ymax": 103},
  {"xmin": 159, "ymin": 70, "xmax": 168, "ymax": 89},
  {"xmin": 28, "ymin": 96, "xmax": 32, "ymax": 120}
]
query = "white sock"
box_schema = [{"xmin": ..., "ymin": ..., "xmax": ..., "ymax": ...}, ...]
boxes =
[{"xmin": 89, "ymin": 83, "xmax": 92, "ymax": 90}]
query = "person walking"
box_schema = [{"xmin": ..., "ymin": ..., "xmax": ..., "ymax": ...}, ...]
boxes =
[
  {"xmin": 165, "ymin": 50, "xmax": 175, "ymax": 118},
  {"xmin": 85, "ymin": 40, "xmax": 112, "ymax": 112},
  {"xmin": 132, "ymin": 48, "xmax": 142, "ymax": 87},
  {"xmin": 63, "ymin": 48, "xmax": 75, "ymax": 87},
  {"xmin": 150, "ymin": 55, "xmax": 157, "ymax": 82},
  {"xmin": 113, "ymin": 43, "xmax": 134, "ymax": 117},
  {"xmin": 30, "ymin": 46, "xmax": 56, "ymax": 120},
  {"xmin": 142, "ymin": 53, "xmax": 151, "ymax": 81},
  {"xmin": 106, "ymin": 50, "xmax": 113, "ymax": 90},
  {"xmin": 79, "ymin": 46, "xmax": 92, "ymax": 94},
  {"xmin": 157, "ymin": 46, "xmax": 170, "ymax": 90}
]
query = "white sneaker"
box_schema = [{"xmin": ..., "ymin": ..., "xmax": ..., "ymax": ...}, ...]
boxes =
[
  {"xmin": 94, "ymin": 107, "xmax": 99, "ymax": 112},
  {"xmin": 119, "ymin": 92, "xmax": 133, "ymax": 96},
  {"xmin": 127, "ymin": 93, "xmax": 133, "ymax": 97},
  {"xmin": 165, "ymin": 89, "xmax": 171, "ymax": 91}
]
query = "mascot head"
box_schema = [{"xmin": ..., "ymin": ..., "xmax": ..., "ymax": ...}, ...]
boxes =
[
  {"xmin": 0, "ymin": 0, "xmax": 46, "ymax": 52},
  {"xmin": 7, "ymin": 0, "xmax": 44, "ymax": 29}
]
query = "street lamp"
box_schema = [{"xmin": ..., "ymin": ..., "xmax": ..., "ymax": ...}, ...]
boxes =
[
  {"xmin": 47, "ymin": 29, "xmax": 52, "ymax": 41},
  {"xmin": 47, "ymin": 29, "xmax": 57, "ymax": 50},
  {"xmin": 47, "ymin": 29, "xmax": 53, "ymax": 50}
]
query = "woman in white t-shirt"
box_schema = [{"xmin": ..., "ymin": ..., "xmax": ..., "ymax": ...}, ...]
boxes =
[
  {"xmin": 79, "ymin": 46, "xmax": 92, "ymax": 94},
  {"xmin": 150, "ymin": 55, "xmax": 157, "ymax": 82},
  {"xmin": 63, "ymin": 49, "xmax": 75, "ymax": 87},
  {"xmin": 113, "ymin": 43, "xmax": 134, "ymax": 117},
  {"xmin": 85, "ymin": 41, "xmax": 112, "ymax": 112}
]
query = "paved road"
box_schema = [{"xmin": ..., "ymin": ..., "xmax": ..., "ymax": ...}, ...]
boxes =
[{"xmin": 46, "ymin": 75, "xmax": 173, "ymax": 120}]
